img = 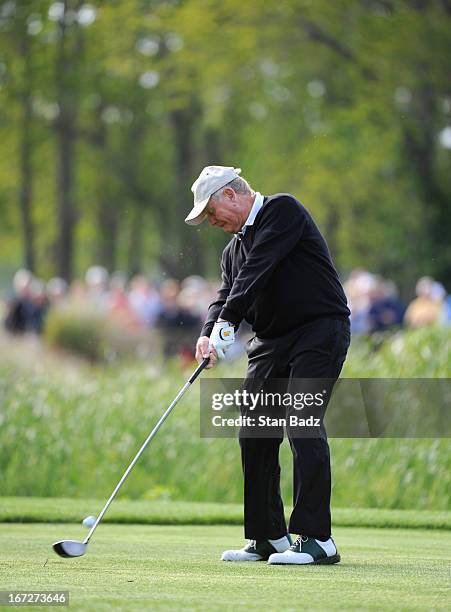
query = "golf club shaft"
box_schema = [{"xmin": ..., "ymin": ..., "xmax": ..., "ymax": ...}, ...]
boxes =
[{"xmin": 83, "ymin": 357, "xmax": 210, "ymax": 544}]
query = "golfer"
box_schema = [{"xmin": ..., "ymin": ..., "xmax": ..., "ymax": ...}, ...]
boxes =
[{"xmin": 186, "ymin": 166, "xmax": 351, "ymax": 565}]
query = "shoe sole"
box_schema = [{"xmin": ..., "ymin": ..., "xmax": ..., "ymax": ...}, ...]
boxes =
[
  {"xmin": 313, "ymin": 553, "xmax": 341, "ymax": 565},
  {"xmin": 221, "ymin": 554, "xmax": 266, "ymax": 562},
  {"xmin": 269, "ymin": 554, "xmax": 341, "ymax": 566}
]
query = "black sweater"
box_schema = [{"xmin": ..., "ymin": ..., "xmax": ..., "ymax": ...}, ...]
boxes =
[{"xmin": 201, "ymin": 193, "xmax": 350, "ymax": 339}]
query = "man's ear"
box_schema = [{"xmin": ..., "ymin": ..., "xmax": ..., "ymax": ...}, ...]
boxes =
[{"xmin": 222, "ymin": 187, "xmax": 235, "ymax": 200}]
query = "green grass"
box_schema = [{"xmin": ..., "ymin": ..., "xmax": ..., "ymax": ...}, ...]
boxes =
[
  {"xmin": 340, "ymin": 326, "xmax": 451, "ymax": 378},
  {"xmin": 0, "ymin": 326, "xmax": 450, "ymax": 509},
  {"xmin": 1, "ymin": 498, "xmax": 450, "ymax": 531},
  {"xmin": 0, "ymin": 524, "xmax": 450, "ymax": 610}
]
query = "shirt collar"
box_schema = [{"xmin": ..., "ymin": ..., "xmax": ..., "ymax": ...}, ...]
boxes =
[{"xmin": 236, "ymin": 192, "xmax": 264, "ymax": 238}]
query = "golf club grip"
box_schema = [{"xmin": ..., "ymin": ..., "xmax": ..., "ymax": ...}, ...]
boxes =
[{"xmin": 188, "ymin": 356, "xmax": 210, "ymax": 383}]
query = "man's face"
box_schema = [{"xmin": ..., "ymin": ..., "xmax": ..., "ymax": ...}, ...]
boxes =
[{"xmin": 205, "ymin": 189, "xmax": 247, "ymax": 234}]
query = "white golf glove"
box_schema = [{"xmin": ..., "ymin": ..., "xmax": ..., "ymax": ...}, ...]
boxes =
[{"xmin": 209, "ymin": 320, "xmax": 235, "ymax": 359}]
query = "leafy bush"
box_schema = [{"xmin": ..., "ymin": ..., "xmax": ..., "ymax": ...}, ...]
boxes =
[
  {"xmin": 43, "ymin": 306, "xmax": 156, "ymax": 363},
  {"xmin": 44, "ymin": 307, "xmax": 107, "ymax": 362}
]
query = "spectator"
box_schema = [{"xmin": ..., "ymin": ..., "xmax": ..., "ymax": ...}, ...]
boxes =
[
  {"xmin": 344, "ymin": 269, "xmax": 376, "ymax": 334},
  {"xmin": 367, "ymin": 277, "xmax": 405, "ymax": 333},
  {"xmin": 443, "ymin": 293, "xmax": 451, "ymax": 325},
  {"xmin": 4, "ymin": 269, "xmax": 36, "ymax": 334},
  {"xmin": 85, "ymin": 265, "xmax": 109, "ymax": 312},
  {"xmin": 404, "ymin": 276, "xmax": 445, "ymax": 328},
  {"xmin": 29, "ymin": 279, "xmax": 49, "ymax": 334},
  {"xmin": 157, "ymin": 279, "xmax": 202, "ymax": 360},
  {"xmin": 128, "ymin": 275, "xmax": 161, "ymax": 327},
  {"xmin": 67, "ymin": 279, "xmax": 88, "ymax": 307},
  {"xmin": 107, "ymin": 273, "xmax": 141, "ymax": 331},
  {"xmin": 47, "ymin": 277, "xmax": 68, "ymax": 306}
]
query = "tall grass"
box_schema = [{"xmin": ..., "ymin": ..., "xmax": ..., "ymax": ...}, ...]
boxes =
[{"xmin": 0, "ymin": 326, "xmax": 449, "ymax": 509}]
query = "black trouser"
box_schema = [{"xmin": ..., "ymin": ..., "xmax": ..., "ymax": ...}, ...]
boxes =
[{"xmin": 239, "ymin": 317, "xmax": 350, "ymax": 542}]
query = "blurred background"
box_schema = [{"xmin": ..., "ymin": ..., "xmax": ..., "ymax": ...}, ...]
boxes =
[{"xmin": 0, "ymin": 1, "xmax": 450, "ymax": 510}]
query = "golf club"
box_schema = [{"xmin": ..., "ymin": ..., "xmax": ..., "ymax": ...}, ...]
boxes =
[{"xmin": 53, "ymin": 356, "xmax": 210, "ymax": 558}]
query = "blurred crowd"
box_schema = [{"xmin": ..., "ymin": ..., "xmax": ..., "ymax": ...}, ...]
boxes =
[
  {"xmin": 2, "ymin": 266, "xmax": 450, "ymax": 361},
  {"xmin": 1, "ymin": 266, "xmax": 250, "ymax": 362},
  {"xmin": 344, "ymin": 269, "xmax": 451, "ymax": 335}
]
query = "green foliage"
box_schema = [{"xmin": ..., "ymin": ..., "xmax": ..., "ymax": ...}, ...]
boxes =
[
  {"xmin": 43, "ymin": 306, "xmax": 157, "ymax": 362},
  {"xmin": 341, "ymin": 326, "xmax": 451, "ymax": 378},
  {"xmin": 44, "ymin": 307, "xmax": 107, "ymax": 362},
  {"xmin": 0, "ymin": 327, "xmax": 449, "ymax": 509},
  {"xmin": 0, "ymin": 1, "xmax": 450, "ymax": 283}
]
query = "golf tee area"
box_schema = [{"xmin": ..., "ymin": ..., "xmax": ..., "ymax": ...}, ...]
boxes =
[
  {"xmin": 1, "ymin": 327, "xmax": 450, "ymax": 610},
  {"xmin": 0, "ymin": 499, "xmax": 450, "ymax": 611}
]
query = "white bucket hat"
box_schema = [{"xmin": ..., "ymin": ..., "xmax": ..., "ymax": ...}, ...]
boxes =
[{"xmin": 185, "ymin": 165, "xmax": 242, "ymax": 225}]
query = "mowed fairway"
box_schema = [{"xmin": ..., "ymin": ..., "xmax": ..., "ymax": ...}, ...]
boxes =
[{"xmin": 0, "ymin": 524, "xmax": 449, "ymax": 611}]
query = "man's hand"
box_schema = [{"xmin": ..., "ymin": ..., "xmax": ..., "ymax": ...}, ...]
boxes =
[
  {"xmin": 195, "ymin": 322, "xmax": 235, "ymax": 368},
  {"xmin": 195, "ymin": 336, "xmax": 217, "ymax": 369},
  {"xmin": 209, "ymin": 320, "xmax": 235, "ymax": 359}
]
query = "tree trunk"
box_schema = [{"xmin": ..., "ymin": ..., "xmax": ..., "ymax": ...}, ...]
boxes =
[
  {"xmin": 56, "ymin": 109, "xmax": 76, "ymax": 281},
  {"xmin": 93, "ymin": 107, "xmax": 118, "ymax": 272},
  {"xmin": 54, "ymin": 1, "xmax": 83, "ymax": 282},
  {"xmin": 403, "ymin": 83, "xmax": 451, "ymax": 284},
  {"xmin": 128, "ymin": 205, "xmax": 143, "ymax": 277},
  {"xmin": 97, "ymin": 198, "xmax": 118, "ymax": 272},
  {"xmin": 18, "ymin": 33, "xmax": 35, "ymax": 272},
  {"xmin": 168, "ymin": 101, "xmax": 204, "ymax": 278}
]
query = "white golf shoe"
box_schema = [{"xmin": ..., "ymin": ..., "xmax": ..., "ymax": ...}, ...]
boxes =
[
  {"xmin": 221, "ymin": 535, "xmax": 292, "ymax": 562},
  {"xmin": 268, "ymin": 535, "xmax": 340, "ymax": 565}
]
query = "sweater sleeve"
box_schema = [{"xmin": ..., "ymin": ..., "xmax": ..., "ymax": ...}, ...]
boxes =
[
  {"xmin": 219, "ymin": 197, "xmax": 307, "ymax": 327},
  {"xmin": 200, "ymin": 247, "xmax": 232, "ymax": 337}
]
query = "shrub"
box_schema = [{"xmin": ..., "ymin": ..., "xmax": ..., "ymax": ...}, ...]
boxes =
[
  {"xmin": 44, "ymin": 307, "xmax": 106, "ymax": 362},
  {"xmin": 43, "ymin": 305, "xmax": 157, "ymax": 363}
]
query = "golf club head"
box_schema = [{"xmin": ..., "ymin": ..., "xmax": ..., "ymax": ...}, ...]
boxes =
[{"xmin": 52, "ymin": 540, "xmax": 87, "ymax": 558}]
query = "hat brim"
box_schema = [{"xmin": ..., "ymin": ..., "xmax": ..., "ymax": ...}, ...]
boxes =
[{"xmin": 185, "ymin": 196, "xmax": 210, "ymax": 225}]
